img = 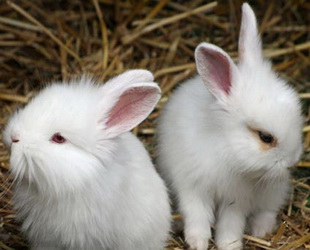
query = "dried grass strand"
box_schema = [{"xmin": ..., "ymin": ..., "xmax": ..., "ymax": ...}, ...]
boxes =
[
  {"xmin": 0, "ymin": 93, "xmax": 28, "ymax": 103},
  {"xmin": 0, "ymin": 16, "xmax": 40, "ymax": 32},
  {"xmin": 93, "ymin": 0, "xmax": 109, "ymax": 70},
  {"xmin": 243, "ymin": 234, "xmax": 272, "ymax": 247},
  {"xmin": 279, "ymin": 233, "xmax": 310, "ymax": 250},
  {"xmin": 264, "ymin": 41, "xmax": 310, "ymax": 58}
]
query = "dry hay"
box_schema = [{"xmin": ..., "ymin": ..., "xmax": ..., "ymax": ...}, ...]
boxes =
[{"xmin": 0, "ymin": 0, "xmax": 309, "ymax": 249}]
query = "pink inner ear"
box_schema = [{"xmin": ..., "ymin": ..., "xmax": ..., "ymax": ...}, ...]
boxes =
[
  {"xmin": 106, "ymin": 87, "xmax": 156, "ymax": 132},
  {"xmin": 198, "ymin": 48, "xmax": 232, "ymax": 95}
]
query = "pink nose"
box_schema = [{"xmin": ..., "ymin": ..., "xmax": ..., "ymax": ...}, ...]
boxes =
[{"xmin": 12, "ymin": 137, "xmax": 19, "ymax": 143}]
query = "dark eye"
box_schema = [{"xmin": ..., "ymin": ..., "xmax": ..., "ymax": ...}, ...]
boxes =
[
  {"xmin": 258, "ymin": 131, "xmax": 274, "ymax": 144},
  {"xmin": 51, "ymin": 133, "xmax": 66, "ymax": 144}
]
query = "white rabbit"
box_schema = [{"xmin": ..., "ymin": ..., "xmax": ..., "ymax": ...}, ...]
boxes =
[
  {"xmin": 3, "ymin": 70, "xmax": 171, "ymax": 250},
  {"xmin": 157, "ymin": 3, "xmax": 303, "ymax": 250}
]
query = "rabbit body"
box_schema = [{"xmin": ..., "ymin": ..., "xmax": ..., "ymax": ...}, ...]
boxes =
[
  {"xmin": 14, "ymin": 133, "xmax": 169, "ymax": 250},
  {"xmin": 157, "ymin": 4, "xmax": 302, "ymax": 250},
  {"xmin": 4, "ymin": 71, "xmax": 170, "ymax": 250},
  {"xmin": 157, "ymin": 76, "xmax": 295, "ymax": 250}
]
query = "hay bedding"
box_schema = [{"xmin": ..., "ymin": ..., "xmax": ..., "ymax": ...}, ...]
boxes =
[{"xmin": 0, "ymin": 0, "xmax": 309, "ymax": 249}]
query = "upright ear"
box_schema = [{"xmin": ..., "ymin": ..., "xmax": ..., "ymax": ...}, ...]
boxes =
[
  {"xmin": 105, "ymin": 69, "xmax": 154, "ymax": 86},
  {"xmin": 195, "ymin": 43, "xmax": 238, "ymax": 101},
  {"xmin": 238, "ymin": 3, "xmax": 263, "ymax": 65},
  {"xmin": 100, "ymin": 70, "xmax": 161, "ymax": 138}
]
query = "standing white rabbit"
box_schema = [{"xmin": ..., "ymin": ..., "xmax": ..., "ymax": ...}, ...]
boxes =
[
  {"xmin": 157, "ymin": 3, "xmax": 303, "ymax": 250},
  {"xmin": 3, "ymin": 70, "xmax": 171, "ymax": 250}
]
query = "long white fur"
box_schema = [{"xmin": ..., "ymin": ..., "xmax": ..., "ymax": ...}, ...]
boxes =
[
  {"xmin": 157, "ymin": 3, "xmax": 303, "ymax": 250},
  {"xmin": 4, "ymin": 70, "xmax": 171, "ymax": 250}
]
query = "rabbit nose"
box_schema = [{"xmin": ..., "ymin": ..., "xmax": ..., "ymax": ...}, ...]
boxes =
[{"xmin": 11, "ymin": 136, "xmax": 19, "ymax": 143}]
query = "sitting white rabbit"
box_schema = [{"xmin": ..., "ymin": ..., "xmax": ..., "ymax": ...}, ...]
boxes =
[
  {"xmin": 4, "ymin": 70, "xmax": 171, "ymax": 250},
  {"xmin": 157, "ymin": 3, "xmax": 303, "ymax": 250}
]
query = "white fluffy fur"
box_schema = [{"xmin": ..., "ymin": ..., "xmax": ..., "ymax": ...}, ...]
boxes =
[
  {"xmin": 157, "ymin": 3, "xmax": 303, "ymax": 250},
  {"xmin": 4, "ymin": 70, "xmax": 171, "ymax": 250}
]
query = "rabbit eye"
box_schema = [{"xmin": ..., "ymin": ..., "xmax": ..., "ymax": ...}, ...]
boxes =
[
  {"xmin": 51, "ymin": 133, "xmax": 66, "ymax": 144},
  {"xmin": 248, "ymin": 126, "xmax": 277, "ymax": 151},
  {"xmin": 258, "ymin": 131, "xmax": 274, "ymax": 144}
]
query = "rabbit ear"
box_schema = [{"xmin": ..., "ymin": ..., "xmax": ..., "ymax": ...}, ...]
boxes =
[
  {"xmin": 100, "ymin": 70, "xmax": 161, "ymax": 138},
  {"xmin": 105, "ymin": 69, "xmax": 154, "ymax": 86},
  {"xmin": 238, "ymin": 3, "xmax": 263, "ymax": 65},
  {"xmin": 195, "ymin": 43, "xmax": 238, "ymax": 101}
]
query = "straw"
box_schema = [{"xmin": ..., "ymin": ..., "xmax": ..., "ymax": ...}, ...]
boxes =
[{"xmin": 0, "ymin": 1, "xmax": 309, "ymax": 249}]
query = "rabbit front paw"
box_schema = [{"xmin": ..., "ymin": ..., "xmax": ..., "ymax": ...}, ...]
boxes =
[
  {"xmin": 251, "ymin": 211, "xmax": 276, "ymax": 238},
  {"xmin": 185, "ymin": 227, "xmax": 210, "ymax": 250}
]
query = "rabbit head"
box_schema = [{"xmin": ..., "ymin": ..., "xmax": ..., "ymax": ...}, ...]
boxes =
[
  {"xmin": 3, "ymin": 70, "xmax": 161, "ymax": 195},
  {"xmin": 195, "ymin": 3, "xmax": 303, "ymax": 178}
]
